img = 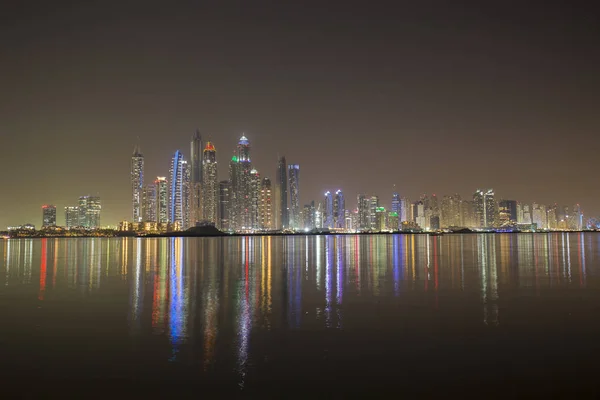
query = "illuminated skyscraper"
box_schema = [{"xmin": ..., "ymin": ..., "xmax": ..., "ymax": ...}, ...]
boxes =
[
  {"xmin": 369, "ymin": 195, "xmax": 379, "ymax": 229},
  {"xmin": 64, "ymin": 206, "xmax": 79, "ymax": 228},
  {"xmin": 357, "ymin": 194, "xmax": 370, "ymax": 231},
  {"xmin": 202, "ymin": 142, "xmax": 218, "ymax": 225},
  {"xmin": 324, "ymin": 191, "xmax": 334, "ymax": 229},
  {"xmin": 131, "ymin": 144, "xmax": 144, "ymax": 223},
  {"xmin": 235, "ymin": 135, "xmax": 252, "ymax": 230},
  {"xmin": 250, "ymin": 169, "xmax": 261, "ymax": 229},
  {"xmin": 391, "ymin": 190, "xmax": 400, "ymax": 230},
  {"xmin": 218, "ymin": 180, "xmax": 231, "ymax": 231},
  {"xmin": 190, "ymin": 130, "xmax": 203, "ymax": 225},
  {"xmin": 229, "ymin": 155, "xmax": 241, "ymax": 231},
  {"xmin": 142, "ymin": 183, "xmax": 157, "ymax": 222},
  {"xmin": 155, "ymin": 177, "xmax": 169, "ymax": 224},
  {"xmin": 498, "ymin": 200, "xmax": 517, "ymax": 226},
  {"xmin": 260, "ymin": 177, "xmax": 273, "ymax": 230},
  {"xmin": 400, "ymin": 197, "xmax": 411, "ymax": 222},
  {"xmin": 275, "ymin": 156, "xmax": 288, "ymax": 230},
  {"xmin": 42, "ymin": 205, "xmax": 56, "ymax": 228},
  {"xmin": 169, "ymin": 151, "xmax": 187, "ymax": 229},
  {"xmin": 532, "ymin": 203, "xmax": 547, "ymax": 230},
  {"xmin": 473, "ymin": 189, "xmax": 496, "ymax": 228},
  {"xmin": 79, "ymin": 196, "xmax": 101, "ymax": 228},
  {"xmin": 303, "ymin": 201, "xmax": 315, "ymax": 231},
  {"xmin": 334, "ymin": 190, "xmax": 345, "ymax": 229},
  {"xmin": 287, "ymin": 164, "xmax": 300, "ymax": 230}
]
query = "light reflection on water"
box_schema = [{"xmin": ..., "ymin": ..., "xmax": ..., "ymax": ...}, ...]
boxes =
[{"xmin": 1, "ymin": 233, "xmax": 599, "ymax": 390}]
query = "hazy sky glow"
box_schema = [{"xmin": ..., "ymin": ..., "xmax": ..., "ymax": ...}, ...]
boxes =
[{"xmin": 1, "ymin": 1, "xmax": 599, "ymax": 227}]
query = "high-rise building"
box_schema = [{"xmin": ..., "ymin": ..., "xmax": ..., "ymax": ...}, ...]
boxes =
[
  {"xmin": 400, "ymin": 197, "xmax": 411, "ymax": 222},
  {"xmin": 374, "ymin": 207, "xmax": 386, "ymax": 231},
  {"xmin": 169, "ymin": 151, "xmax": 187, "ymax": 229},
  {"xmin": 275, "ymin": 156, "xmax": 288, "ymax": 230},
  {"xmin": 334, "ymin": 190, "xmax": 345, "ymax": 229},
  {"xmin": 441, "ymin": 195, "xmax": 462, "ymax": 228},
  {"xmin": 414, "ymin": 201, "xmax": 426, "ymax": 229},
  {"xmin": 64, "ymin": 206, "xmax": 79, "ymax": 228},
  {"xmin": 142, "ymin": 184, "xmax": 157, "ymax": 222},
  {"xmin": 498, "ymin": 200, "xmax": 518, "ymax": 226},
  {"xmin": 42, "ymin": 205, "xmax": 56, "ymax": 228},
  {"xmin": 79, "ymin": 196, "xmax": 101, "ymax": 228},
  {"xmin": 532, "ymin": 203, "xmax": 547, "ymax": 230},
  {"xmin": 218, "ymin": 180, "xmax": 231, "ymax": 231},
  {"xmin": 473, "ymin": 189, "xmax": 496, "ymax": 228},
  {"xmin": 259, "ymin": 178, "xmax": 272, "ymax": 230},
  {"xmin": 288, "ymin": 164, "xmax": 300, "ymax": 230},
  {"xmin": 155, "ymin": 177, "xmax": 169, "ymax": 224},
  {"xmin": 190, "ymin": 130, "xmax": 203, "ymax": 225},
  {"xmin": 229, "ymin": 155, "xmax": 241, "ymax": 231},
  {"xmin": 357, "ymin": 194, "xmax": 370, "ymax": 231},
  {"xmin": 303, "ymin": 202, "xmax": 315, "ymax": 231},
  {"xmin": 324, "ymin": 191, "xmax": 334, "ymax": 229},
  {"xmin": 233, "ymin": 136, "xmax": 252, "ymax": 230},
  {"xmin": 369, "ymin": 196, "xmax": 379, "ymax": 229},
  {"xmin": 547, "ymin": 205, "xmax": 558, "ymax": 230},
  {"xmin": 314, "ymin": 201, "xmax": 323, "ymax": 229},
  {"xmin": 250, "ymin": 169, "xmax": 261, "ymax": 230},
  {"xmin": 387, "ymin": 212, "xmax": 399, "ymax": 231},
  {"xmin": 131, "ymin": 145, "xmax": 144, "ymax": 223},
  {"xmin": 391, "ymin": 191, "xmax": 400, "ymax": 212},
  {"xmin": 202, "ymin": 142, "xmax": 218, "ymax": 225}
]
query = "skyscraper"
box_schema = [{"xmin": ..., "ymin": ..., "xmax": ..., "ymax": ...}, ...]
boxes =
[
  {"xmin": 64, "ymin": 206, "xmax": 79, "ymax": 228},
  {"xmin": 190, "ymin": 130, "xmax": 203, "ymax": 225},
  {"xmin": 142, "ymin": 183, "xmax": 157, "ymax": 222},
  {"xmin": 218, "ymin": 180, "xmax": 231, "ymax": 231},
  {"xmin": 473, "ymin": 189, "xmax": 496, "ymax": 228},
  {"xmin": 250, "ymin": 169, "xmax": 261, "ymax": 229},
  {"xmin": 288, "ymin": 164, "xmax": 300, "ymax": 230},
  {"xmin": 79, "ymin": 196, "xmax": 101, "ymax": 228},
  {"xmin": 498, "ymin": 200, "xmax": 517, "ymax": 226},
  {"xmin": 131, "ymin": 145, "xmax": 144, "ymax": 223},
  {"xmin": 236, "ymin": 136, "xmax": 252, "ymax": 230},
  {"xmin": 202, "ymin": 142, "xmax": 218, "ymax": 225},
  {"xmin": 369, "ymin": 195, "xmax": 379, "ymax": 229},
  {"xmin": 155, "ymin": 177, "xmax": 169, "ymax": 224},
  {"xmin": 259, "ymin": 177, "xmax": 272, "ymax": 230},
  {"xmin": 357, "ymin": 194, "xmax": 370, "ymax": 231},
  {"xmin": 324, "ymin": 191, "xmax": 334, "ymax": 229},
  {"xmin": 229, "ymin": 155, "xmax": 241, "ymax": 231},
  {"xmin": 391, "ymin": 190, "xmax": 400, "ymax": 230},
  {"xmin": 42, "ymin": 205, "xmax": 56, "ymax": 228},
  {"xmin": 275, "ymin": 156, "xmax": 288, "ymax": 230},
  {"xmin": 334, "ymin": 190, "xmax": 345, "ymax": 229},
  {"xmin": 303, "ymin": 201, "xmax": 315, "ymax": 231},
  {"xmin": 169, "ymin": 151, "xmax": 186, "ymax": 229}
]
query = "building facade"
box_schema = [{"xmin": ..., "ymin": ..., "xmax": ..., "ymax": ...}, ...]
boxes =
[
  {"xmin": 42, "ymin": 205, "xmax": 56, "ymax": 228},
  {"xmin": 202, "ymin": 142, "xmax": 218, "ymax": 225},
  {"xmin": 288, "ymin": 164, "xmax": 300, "ymax": 230},
  {"xmin": 131, "ymin": 145, "xmax": 144, "ymax": 223}
]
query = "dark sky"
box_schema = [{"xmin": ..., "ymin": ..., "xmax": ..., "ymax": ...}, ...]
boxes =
[{"xmin": 1, "ymin": 0, "xmax": 599, "ymax": 227}]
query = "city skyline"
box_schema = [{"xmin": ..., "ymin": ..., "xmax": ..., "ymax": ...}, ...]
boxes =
[{"xmin": 2, "ymin": 2, "xmax": 599, "ymax": 227}]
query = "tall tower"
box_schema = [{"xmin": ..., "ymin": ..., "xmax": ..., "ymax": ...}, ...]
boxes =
[
  {"xmin": 236, "ymin": 135, "xmax": 252, "ymax": 230},
  {"xmin": 260, "ymin": 177, "xmax": 273, "ymax": 230},
  {"xmin": 334, "ymin": 190, "xmax": 345, "ymax": 229},
  {"xmin": 276, "ymin": 156, "xmax": 288, "ymax": 230},
  {"xmin": 250, "ymin": 169, "xmax": 261, "ymax": 230},
  {"xmin": 202, "ymin": 142, "xmax": 218, "ymax": 225},
  {"xmin": 287, "ymin": 164, "xmax": 300, "ymax": 230},
  {"xmin": 65, "ymin": 206, "xmax": 79, "ymax": 228},
  {"xmin": 142, "ymin": 183, "xmax": 157, "ymax": 222},
  {"xmin": 229, "ymin": 155, "xmax": 241, "ymax": 231},
  {"xmin": 155, "ymin": 177, "xmax": 169, "ymax": 224},
  {"xmin": 324, "ymin": 191, "xmax": 334, "ymax": 229},
  {"xmin": 42, "ymin": 205, "xmax": 57, "ymax": 228},
  {"xmin": 190, "ymin": 130, "xmax": 203, "ymax": 225},
  {"xmin": 218, "ymin": 180, "xmax": 231, "ymax": 231},
  {"xmin": 169, "ymin": 151, "xmax": 186, "ymax": 229},
  {"xmin": 131, "ymin": 144, "xmax": 144, "ymax": 223},
  {"xmin": 79, "ymin": 196, "xmax": 101, "ymax": 228},
  {"xmin": 473, "ymin": 189, "xmax": 496, "ymax": 228},
  {"xmin": 357, "ymin": 194, "xmax": 370, "ymax": 231}
]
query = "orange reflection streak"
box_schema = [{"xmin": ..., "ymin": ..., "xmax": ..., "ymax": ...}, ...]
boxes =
[
  {"xmin": 355, "ymin": 235, "xmax": 360, "ymax": 293},
  {"xmin": 434, "ymin": 237, "xmax": 439, "ymax": 291},
  {"xmin": 39, "ymin": 239, "xmax": 47, "ymax": 300}
]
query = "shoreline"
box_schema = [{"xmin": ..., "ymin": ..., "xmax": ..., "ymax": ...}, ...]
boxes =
[{"xmin": 3, "ymin": 230, "xmax": 598, "ymax": 240}]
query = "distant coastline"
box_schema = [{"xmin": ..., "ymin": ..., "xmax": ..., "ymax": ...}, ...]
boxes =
[{"xmin": 3, "ymin": 229, "xmax": 599, "ymax": 240}]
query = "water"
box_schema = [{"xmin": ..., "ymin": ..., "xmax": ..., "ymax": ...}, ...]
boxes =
[{"xmin": 1, "ymin": 234, "xmax": 599, "ymax": 397}]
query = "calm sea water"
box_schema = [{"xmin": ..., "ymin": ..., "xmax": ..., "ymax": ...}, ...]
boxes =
[{"xmin": 0, "ymin": 234, "xmax": 599, "ymax": 397}]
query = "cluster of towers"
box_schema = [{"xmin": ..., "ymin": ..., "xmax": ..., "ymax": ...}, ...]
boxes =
[
  {"xmin": 39, "ymin": 196, "xmax": 102, "ymax": 230},
  {"xmin": 128, "ymin": 133, "xmax": 301, "ymax": 232}
]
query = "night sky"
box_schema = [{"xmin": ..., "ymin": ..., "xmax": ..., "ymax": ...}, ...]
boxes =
[{"xmin": 1, "ymin": 1, "xmax": 599, "ymax": 227}]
